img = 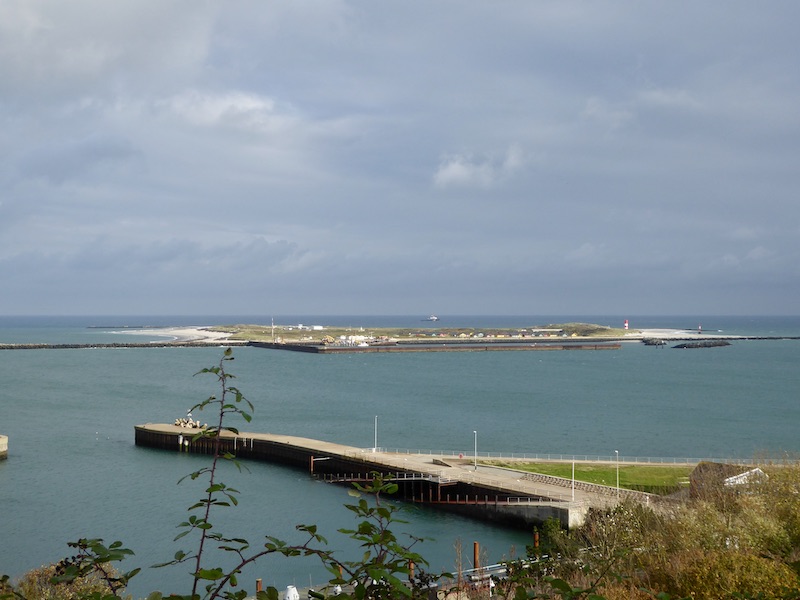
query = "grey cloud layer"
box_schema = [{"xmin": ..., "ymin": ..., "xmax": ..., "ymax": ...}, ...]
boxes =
[{"xmin": 1, "ymin": 1, "xmax": 798, "ymax": 315}]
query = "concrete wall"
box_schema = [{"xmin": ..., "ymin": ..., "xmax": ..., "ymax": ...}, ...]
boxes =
[
  {"xmin": 434, "ymin": 500, "xmax": 577, "ymax": 529},
  {"xmin": 134, "ymin": 426, "xmax": 582, "ymax": 529}
]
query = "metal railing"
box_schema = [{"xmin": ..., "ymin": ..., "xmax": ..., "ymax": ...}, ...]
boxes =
[{"xmin": 356, "ymin": 447, "xmax": 758, "ymax": 466}]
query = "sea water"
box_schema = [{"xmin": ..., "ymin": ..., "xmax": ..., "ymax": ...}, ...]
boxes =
[{"xmin": 1, "ymin": 315, "xmax": 799, "ymax": 596}]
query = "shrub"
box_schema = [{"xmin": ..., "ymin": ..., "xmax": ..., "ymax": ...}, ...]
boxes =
[
  {"xmin": 648, "ymin": 549, "xmax": 799, "ymax": 600},
  {"xmin": 11, "ymin": 563, "xmax": 128, "ymax": 600}
]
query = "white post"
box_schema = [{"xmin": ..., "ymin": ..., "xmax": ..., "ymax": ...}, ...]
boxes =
[
  {"xmin": 473, "ymin": 430, "xmax": 478, "ymax": 471},
  {"xmin": 572, "ymin": 460, "xmax": 575, "ymax": 501},
  {"xmin": 615, "ymin": 450, "xmax": 620, "ymax": 499},
  {"xmin": 374, "ymin": 415, "xmax": 378, "ymax": 452}
]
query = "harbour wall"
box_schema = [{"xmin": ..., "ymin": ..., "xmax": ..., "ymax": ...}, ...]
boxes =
[
  {"xmin": 134, "ymin": 424, "xmax": 577, "ymax": 529},
  {"xmin": 0, "ymin": 341, "xmax": 249, "ymax": 350},
  {"xmin": 0, "ymin": 340, "xmax": 612, "ymax": 353},
  {"xmin": 249, "ymin": 341, "xmax": 621, "ymax": 354}
]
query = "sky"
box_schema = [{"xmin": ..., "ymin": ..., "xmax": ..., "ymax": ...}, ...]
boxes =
[{"xmin": 1, "ymin": 1, "xmax": 799, "ymax": 316}]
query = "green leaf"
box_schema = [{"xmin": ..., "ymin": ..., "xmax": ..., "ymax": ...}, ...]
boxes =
[
  {"xmin": 513, "ymin": 587, "xmax": 529, "ymax": 600},
  {"xmin": 196, "ymin": 567, "xmax": 225, "ymax": 581},
  {"xmin": 258, "ymin": 588, "xmax": 280, "ymax": 600},
  {"xmin": 548, "ymin": 578, "xmax": 572, "ymax": 593}
]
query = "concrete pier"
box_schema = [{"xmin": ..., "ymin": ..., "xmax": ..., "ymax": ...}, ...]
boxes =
[{"xmin": 134, "ymin": 424, "xmax": 639, "ymax": 529}]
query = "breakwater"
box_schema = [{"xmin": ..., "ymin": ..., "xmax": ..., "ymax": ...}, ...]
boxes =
[
  {"xmin": 249, "ymin": 341, "xmax": 622, "ymax": 353},
  {"xmin": 2, "ymin": 336, "xmax": 796, "ymax": 353},
  {"xmin": 134, "ymin": 424, "xmax": 592, "ymax": 528},
  {"xmin": 0, "ymin": 434, "xmax": 7, "ymax": 460},
  {"xmin": 0, "ymin": 340, "xmax": 614, "ymax": 353},
  {"xmin": 0, "ymin": 341, "xmax": 249, "ymax": 350}
]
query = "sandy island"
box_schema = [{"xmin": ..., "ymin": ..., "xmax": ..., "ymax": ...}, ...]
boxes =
[
  {"xmin": 633, "ymin": 328, "xmax": 713, "ymax": 339},
  {"xmin": 115, "ymin": 327, "xmax": 234, "ymax": 344},
  {"xmin": 116, "ymin": 325, "xmax": 722, "ymax": 345}
]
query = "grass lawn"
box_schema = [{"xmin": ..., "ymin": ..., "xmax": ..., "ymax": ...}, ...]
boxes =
[{"xmin": 486, "ymin": 461, "xmax": 693, "ymax": 495}]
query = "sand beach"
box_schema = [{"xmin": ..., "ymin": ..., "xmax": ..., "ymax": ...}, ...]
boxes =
[{"xmin": 115, "ymin": 326, "xmax": 234, "ymax": 344}]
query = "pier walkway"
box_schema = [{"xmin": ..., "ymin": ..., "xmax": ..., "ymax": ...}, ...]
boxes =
[{"xmin": 135, "ymin": 424, "xmax": 654, "ymax": 529}]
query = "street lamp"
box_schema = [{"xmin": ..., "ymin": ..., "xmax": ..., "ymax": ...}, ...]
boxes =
[
  {"xmin": 473, "ymin": 430, "xmax": 478, "ymax": 471},
  {"xmin": 571, "ymin": 460, "xmax": 575, "ymax": 501},
  {"xmin": 615, "ymin": 450, "xmax": 619, "ymax": 499},
  {"xmin": 373, "ymin": 415, "xmax": 378, "ymax": 452}
]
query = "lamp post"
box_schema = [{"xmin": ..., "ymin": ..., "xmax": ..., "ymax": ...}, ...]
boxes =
[
  {"xmin": 615, "ymin": 450, "xmax": 619, "ymax": 499},
  {"xmin": 373, "ymin": 415, "xmax": 378, "ymax": 452},
  {"xmin": 571, "ymin": 460, "xmax": 575, "ymax": 501},
  {"xmin": 473, "ymin": 430, "xmax": 478, "ymax": 471}
]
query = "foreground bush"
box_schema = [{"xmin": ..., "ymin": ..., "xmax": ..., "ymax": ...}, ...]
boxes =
[
  {"xmin": 536, "ymin": 477, "xmax": 800, "ymax": 599},
  {"xmin": 647, "ymin": 549, "xmax": 799, "ymax": 600},
  {"xmin": 10, "ymin": 563, "xmax": 128, "ymax": 600}
]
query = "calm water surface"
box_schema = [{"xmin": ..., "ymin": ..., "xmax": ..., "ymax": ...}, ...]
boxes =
[{"xmin": 1, "ymin": 315, "xmax": 799, "ymax": 596}]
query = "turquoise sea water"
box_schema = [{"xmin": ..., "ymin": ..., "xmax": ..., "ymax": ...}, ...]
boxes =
[{"xmin": 1, "ymin": 315, "xmax": 799, "ymax": 596}]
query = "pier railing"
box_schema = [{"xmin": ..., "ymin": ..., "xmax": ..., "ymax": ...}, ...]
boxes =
[
  {"xmin": 362, "ymin": 448, "xmax": 758, "ymax": 466},
  {"xmin": 319, "ymin": 471, "xmax": 590, "ymax": 508},
  {"xmin": 328, "ymin": 458, "xmax": 583, "ymax": 504}
]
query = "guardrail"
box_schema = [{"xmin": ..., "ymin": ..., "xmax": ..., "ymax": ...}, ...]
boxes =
[
  {"xmin": 334, "ymin": 456, "xmax": 581, "ymax": 503},
  {"xmin": 358, "ymin": 448, "xmax": 758, "ymax": 466}
]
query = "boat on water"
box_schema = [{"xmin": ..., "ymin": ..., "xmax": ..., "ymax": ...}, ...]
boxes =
[{"xmin": 423, "ymin": 315, "xmax": 439, "ymax": 322}]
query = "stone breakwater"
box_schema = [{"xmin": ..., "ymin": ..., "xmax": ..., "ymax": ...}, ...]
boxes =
[
  {"xmin": 250, "ymin": 341, "xmax": 623, "ymax": 353},
  {"xmin": 0, "ymin": 341, "xmax": 249, "ymax": 350},
  {"xmin": 0, "ymin": 434, "xmax": 8, "ymax": 460}
]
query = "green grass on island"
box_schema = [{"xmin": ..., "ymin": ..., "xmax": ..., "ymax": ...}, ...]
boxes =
[
  {"xmin": 210, "ymin": 321, "xmax": 636, "ymax": 344},
  {"xmin": 486, "ymin": 461, "xmax": 693, "ymax": 495}
]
